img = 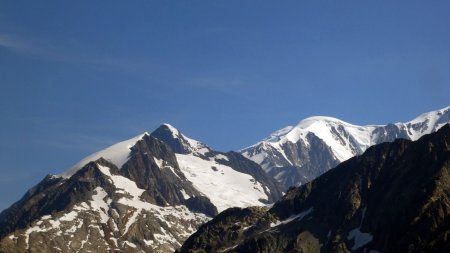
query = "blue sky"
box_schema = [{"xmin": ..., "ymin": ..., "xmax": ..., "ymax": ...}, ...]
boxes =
[{"xmin": 1, "ymin": 1, "xmax": 449, "ymax": 210}]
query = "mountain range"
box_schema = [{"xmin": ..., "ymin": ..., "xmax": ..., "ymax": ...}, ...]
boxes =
[
  {"xmin": 0, "ymin": 106, "xmax": 449, "ymax": 252},
  {"xmin": 0, "ymin": 125, "xmax": 282, "ymax": 252},
  {"xmin": 178, "ymin": 123, "xmax": 450, "ymax": 253},
  {"xmin": 241, "ymin": 106, "xmax": 450, "ymax": 189}
]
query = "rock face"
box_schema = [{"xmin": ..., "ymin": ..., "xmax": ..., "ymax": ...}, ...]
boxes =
[
  {"xmin": 0, "ymin": 125, "xmax": 283, "ymax": 253},
  {"xmin": 241, "ymin": 106, "xmax": 450, "ymax": 189},
  {"xmin": 179, "ymin": 124, "xmax": 450, "ymax": 253}
]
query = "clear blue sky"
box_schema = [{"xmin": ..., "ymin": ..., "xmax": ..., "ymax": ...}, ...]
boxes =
[{"xmin": 1, "ymin": 1, "xmax": 449, "ymax": 210}]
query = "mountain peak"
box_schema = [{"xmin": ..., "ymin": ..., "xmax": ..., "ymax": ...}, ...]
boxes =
[
  {"xmin": 296, "ymin": 116, "xmax": 351, "ymax": 129},
  {"xmin": 160, "ymin": 123, "xmax": 182, "ymax": 138},
  {"xmin": 152, "ymin": 124, "xmax": 211, "ymax": 156}
]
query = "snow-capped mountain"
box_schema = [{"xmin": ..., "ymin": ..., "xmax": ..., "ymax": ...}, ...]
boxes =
[
  {"xmin": 0, "ymin": 124, "xmax": 282, "ymax": 253},
  {"xmin": 1, "ymin": 106, "xmax": 448, "ymax": 252},
  {"xmin": 241, "ymin": 106, "xmax": 450, "ymax": 189},
  {"xmin": 0, "ymin": 134, "xmax": 211, "ymax": 253}
]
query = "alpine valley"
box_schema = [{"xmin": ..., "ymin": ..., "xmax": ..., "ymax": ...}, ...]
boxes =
[{"xmin": 0, "ymin": 106, "xmax": 449, "ymax": 253}]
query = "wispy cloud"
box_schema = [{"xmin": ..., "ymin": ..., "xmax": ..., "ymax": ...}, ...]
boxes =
[
  {"xmin": 192, "ymin": 77, "xmax": 246, "ymax": 88},
  {"xmin": 189, "ymin": 77, "xmax": 253, "ymax": 93},
  {"xmin": 0, "ymin": 33, "xmax": 155, "ymax": 76},
  {"xmin": 0, "ymin": 33, "xmax": 46, "ymax": 54}
]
